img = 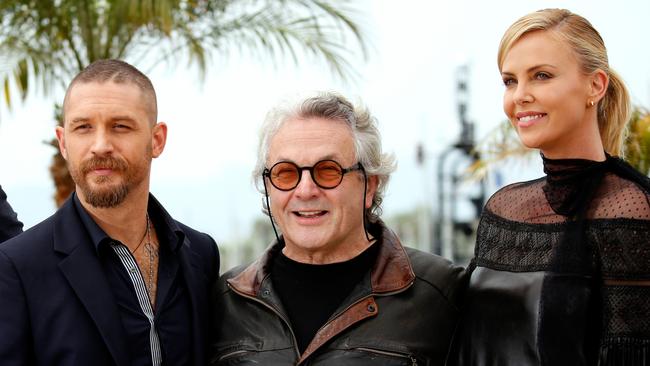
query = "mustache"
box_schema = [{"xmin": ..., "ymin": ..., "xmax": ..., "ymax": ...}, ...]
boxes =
[{"xmin": 80, "ymin": 156, "xmax": 128, "ymax": 174}]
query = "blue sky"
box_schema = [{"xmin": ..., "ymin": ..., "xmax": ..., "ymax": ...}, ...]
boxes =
[{"xmin": 1, "ymin": 0, "xmax": 649, "ymax": 246}]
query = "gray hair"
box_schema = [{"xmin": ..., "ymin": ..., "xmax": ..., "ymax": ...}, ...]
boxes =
[{"xmin": 253, "ymin": 91, "xmax": 396, "ymax": 223}]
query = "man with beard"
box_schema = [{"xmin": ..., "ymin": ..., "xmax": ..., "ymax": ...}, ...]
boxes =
[
  {"xmin": 0, "ymin": 59, "xmax": 219, "ymax": 366},
  {"xmin": 0, "ymin": 185, "xmax": 22, "ymax": 242}
]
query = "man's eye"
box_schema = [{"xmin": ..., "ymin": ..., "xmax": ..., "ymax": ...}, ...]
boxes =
[
  {"xmin": 74, "ymin": 124, "xmax": 90, "ymax": 131},
  {"xmin": 276, "ymin": 168, "xmax": 295, "ymax": 177}
]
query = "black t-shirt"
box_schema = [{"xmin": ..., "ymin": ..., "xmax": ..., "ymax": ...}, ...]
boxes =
[{"xmin": 271, "ymin": 242, "xmax": 379, "ymax": 353}]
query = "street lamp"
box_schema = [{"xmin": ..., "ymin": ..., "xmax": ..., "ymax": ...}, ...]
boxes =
[{"xmin": 433, "ymin": 64, "xmax": 485, "ymax": 262}]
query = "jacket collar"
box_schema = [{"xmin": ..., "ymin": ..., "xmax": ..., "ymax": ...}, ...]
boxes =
[
  {"xmin": 53, "ymin": 196, "xmax": 131, "ymax": 366},
  {"xmin": 228, "ymin": 221, "xmax": 415, "ymax": 296},
  {"xmin": 53, "ymin": 194, "xmax": 205, "ymax": 366}
]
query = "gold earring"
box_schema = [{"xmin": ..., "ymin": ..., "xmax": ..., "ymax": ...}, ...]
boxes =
[{"xmin": 589, "ymin": 100, "xmax": 595, "ymax": 107}]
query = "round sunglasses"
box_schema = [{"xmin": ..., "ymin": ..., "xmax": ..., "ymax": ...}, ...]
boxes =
[{"xmin": 263, "ymin": 160, "xmax": 364, "ymax": 191}]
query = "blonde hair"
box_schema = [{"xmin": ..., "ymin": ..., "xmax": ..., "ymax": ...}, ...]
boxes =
[{"xmin": 498, "ymin": 8, "xmax": 630, "ymax": 156}]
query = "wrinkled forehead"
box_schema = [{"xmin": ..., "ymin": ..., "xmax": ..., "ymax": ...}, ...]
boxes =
[{"xmin": 267, "ymin": 117, "xmax": 356, "ymax": 165}]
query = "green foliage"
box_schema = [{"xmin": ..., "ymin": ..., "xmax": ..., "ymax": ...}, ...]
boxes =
[
  {"xmin": 0, "ymin": 0, "xmax": 367, "ymax": 111},
  {"xmin": 624, "ymin": 107, "xmax": 650, "ymax": 175}
]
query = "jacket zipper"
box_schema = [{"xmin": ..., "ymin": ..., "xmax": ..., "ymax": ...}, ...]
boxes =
[
  {"xmin": 603, "ymin": 278, "xmax": 650, "ymax": 286},
  {"xmin": 355, "ymin": 347, "xmax": 418, "ymax": 365},
  {"xmin": 294, "ymin": 280, "xmax": 416, "ymax": 364},
  {"xmin": 228, "ymin": 280, "xmax": 416, "ymax": 365},
  {"xmin": 227, "ymin": 283, "xmax": 302, "ymax": 359}
]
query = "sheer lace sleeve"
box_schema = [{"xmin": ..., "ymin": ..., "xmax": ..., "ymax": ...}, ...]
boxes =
[
  {"xmin": 484, "ymin": 178, "xmax": 567, "ymax": 224},
  {"xmin": 589, "ymin": 173, "xmax": 650, "ymax": 220}
]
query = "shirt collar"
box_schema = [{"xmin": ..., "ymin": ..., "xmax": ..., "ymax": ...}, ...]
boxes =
[
  {"xmin": 73, "ymin": 193, "xmax": 112, "ymax": 253},
  {"xmin": 73, "ymin": 193, "xmax": 185, "ymax": 254}
]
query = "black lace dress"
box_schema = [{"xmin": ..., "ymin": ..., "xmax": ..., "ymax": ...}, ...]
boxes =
[{"xmin": 447, "ymin": 154, "xmax": 650, "ymax": 366}]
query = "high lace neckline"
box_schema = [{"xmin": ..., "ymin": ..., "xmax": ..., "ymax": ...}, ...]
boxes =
[{"xmin": 541, "ymin": 152, "xmax": 611, "ymax": 216}]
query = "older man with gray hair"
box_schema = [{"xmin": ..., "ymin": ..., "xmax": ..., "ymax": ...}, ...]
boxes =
[{"xmin": 211, "ymin": 91, "xmax": 465, "ymax": 365}]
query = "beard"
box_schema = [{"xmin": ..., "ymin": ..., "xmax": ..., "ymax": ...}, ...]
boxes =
[{"xmin": 69, "ymin": 153, "xmax": 150, "ymax": 208}]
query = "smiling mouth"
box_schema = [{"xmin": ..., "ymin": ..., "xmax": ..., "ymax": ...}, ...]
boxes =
[
  {"xmin": 518, "ymin": 113, "xmax": 546, "ymax": 122},
  {"xmin": 293, "ymin": 210, "xmax": 328, "ymax": 218}
]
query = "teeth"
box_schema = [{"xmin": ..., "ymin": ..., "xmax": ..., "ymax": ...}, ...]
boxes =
[
  {"xmin": 296, "ymin": 211, "xmax": 323, "ymax": 217},
  {"xmin": 519, "ymin": 114, "xmax": 544, "ymax": 122}
]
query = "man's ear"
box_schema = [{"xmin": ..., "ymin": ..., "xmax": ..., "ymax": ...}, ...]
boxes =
[
  {"xmin": 55, "ymin": 126, "xmax": 67, "ymax": 160},
  {"xmin": 365, "ymin": 175, "xmax": 379, "ymax": 209},
  {"xmin": 151, "ymin": 122, "xmax": 168, "ymax": 158}
]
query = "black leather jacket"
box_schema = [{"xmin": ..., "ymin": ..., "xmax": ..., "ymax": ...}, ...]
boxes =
[{"xmin": 210, "ymin": 223, "xmax": 466, "ymax": 365}]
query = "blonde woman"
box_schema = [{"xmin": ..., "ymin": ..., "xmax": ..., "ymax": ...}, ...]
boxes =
[{"xmin": 447, "ymin": 9, "xmax": 650, "ymax": 366}]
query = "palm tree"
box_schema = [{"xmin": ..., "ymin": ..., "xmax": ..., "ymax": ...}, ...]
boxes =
[{"xmin": 0, "ymin": 0, "xmax": 367, "ymax": 206}]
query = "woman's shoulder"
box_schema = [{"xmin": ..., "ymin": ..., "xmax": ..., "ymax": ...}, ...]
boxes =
[
  {"xmin": 487, "ymin": 177, "xmax": 545, "ymax": 200},
  {"xmin": 589, "ymin": 172, "xmax": 650, "ymax": 220},
  {"xmin": 483, "ymin": 177, "xmax": 558, "ymax": 223}
]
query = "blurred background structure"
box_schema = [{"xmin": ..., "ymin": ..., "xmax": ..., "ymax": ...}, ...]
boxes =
[{"xmin": 1, "ymin": 0, "xmax": 649, "ymax": 271}]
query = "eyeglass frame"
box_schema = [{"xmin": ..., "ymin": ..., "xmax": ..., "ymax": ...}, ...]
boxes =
[{"xmin": 262, "ymin": 159, "xmax": 365, "ymax": 191}]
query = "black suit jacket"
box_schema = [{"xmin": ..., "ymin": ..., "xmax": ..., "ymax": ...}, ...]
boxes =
[
  {"xmin": 0, "ymin": 195, "xmax": 219, "ymax": 366},
  {"xmin": 0, "ymin": 185, "xmax": 22, "ymax": 242}
]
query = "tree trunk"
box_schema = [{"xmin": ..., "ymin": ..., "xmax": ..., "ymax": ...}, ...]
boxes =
[
  {"xmin": 47, "ymin": 138, "xmax": 74, "ymax": 207},
  {"xmin": 49, "ymin": 105, "xmax": 74, "ymax": 207}
]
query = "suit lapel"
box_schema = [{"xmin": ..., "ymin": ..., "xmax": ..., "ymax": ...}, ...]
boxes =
[
  {"xmin": 54, "ymin": 199, "xmax": 129, "ymax": 366},
  {"xmin": 178, "ymin": 238, "xmax": 206, "ymax": 366}
]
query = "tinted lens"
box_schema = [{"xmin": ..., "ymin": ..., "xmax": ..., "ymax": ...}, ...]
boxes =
[
  {"xmin": 270, "ymin": 162, "xmax": 299, "ymax": 190},
  {"xmin": 314, "ymin": 160, "xmax": 343, "ymax": 188}
]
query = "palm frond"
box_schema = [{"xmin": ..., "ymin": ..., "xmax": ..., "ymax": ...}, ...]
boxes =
[
  {"xmin": 467, "ymin": 120, "xmax": 536, "ymax": 181},
  {"xmin": 144, "ymin": 0, "xmax": 365, "ymax": 80},
  {"xmin": 0, "ymin": 0, "xmax": 367, "ymax": 113}
]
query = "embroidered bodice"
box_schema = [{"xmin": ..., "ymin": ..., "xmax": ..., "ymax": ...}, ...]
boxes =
[{"xmin": 448, "ymin": 154, "xmax": 650, "ymax": 366}]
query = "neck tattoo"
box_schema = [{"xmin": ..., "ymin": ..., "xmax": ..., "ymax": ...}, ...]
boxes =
[{"xmin": 142, "ymin": 213, "xmax": 158, "ymax": 302}]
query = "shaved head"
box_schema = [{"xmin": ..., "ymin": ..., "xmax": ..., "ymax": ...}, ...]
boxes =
[{"xmin": 62, "ymin": 59, "xmax": 157, "ymax": 125}]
